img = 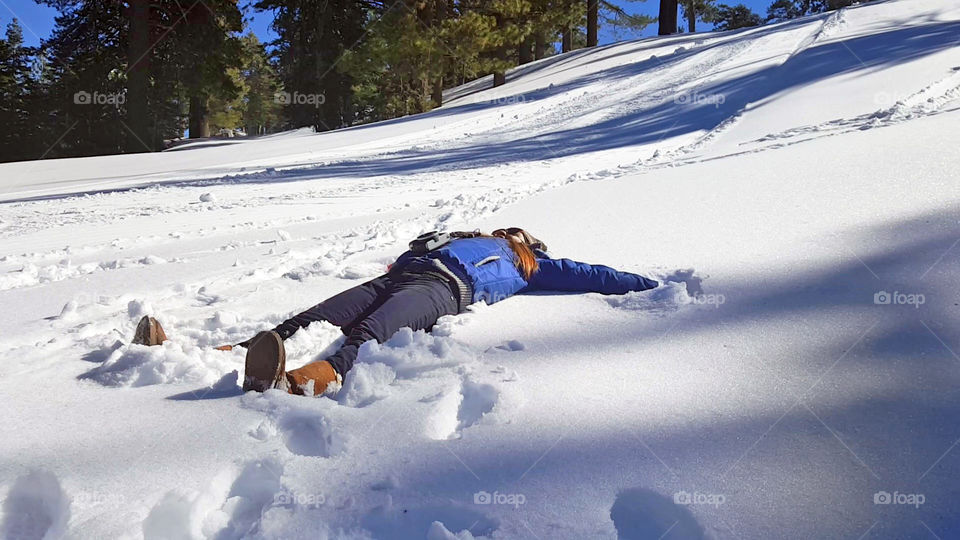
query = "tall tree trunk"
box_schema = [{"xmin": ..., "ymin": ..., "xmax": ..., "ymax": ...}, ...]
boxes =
[
  {"xmin": 586, "ymin": 0, "xmax": 599, "ymax": 47},
  {"xmin": 534, "ymin": 32, "xmax": 547, "ymax": 60},
  {"xmin": 518, "ymin": 35, "xmax": 534, "ymax": 65},
  {"xmin": 420, "ymin": 0, "xmax": 444, "ymax": 108},
  {"xmin": 562, "ymin": 26, "xmax": 572, "ymax": 52},
  {"xmin": 189, "ymin": 95, "xmax": 210, "ymax": 138},
  {"xmin": 659, "ymin": 0, "xmax": 679, "ymax": 35},
  {"xmin": 126, "ymin": 0, "xmax": 153, "ymax": 151},
  {"xmin": 493, "ymin": 14, "xmax": 506, "ymax": 87},
  {"xmin": 432, "ymin": 77, "xmax": 442, "ymax": 108},
  {"xmin": 494, "ymin": 71, "xmax": 506, "ymax": 86},
  {"xmin": 687, "ymin": 1, "xmax": 696, "ymax": 32},
  {"xmin": 184, "ymin": 2, "xmax": 218, "ymax": 136}
]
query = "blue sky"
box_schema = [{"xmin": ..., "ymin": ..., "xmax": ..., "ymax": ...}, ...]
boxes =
[{"xmin": 3, "ymin": 0, "xmax": 774, "ymax": 49}]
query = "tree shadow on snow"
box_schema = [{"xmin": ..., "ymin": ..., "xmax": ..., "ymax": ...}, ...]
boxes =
[
  {"xmin": 207, "ymin": 19, "xmax": 960, "ymax": 180},
  {"xmin": 6, "ymin": 16, "xmax": 958, "ymax": 204},
  {"xmin": 356, "ymin": 206, "xmax": 960, "ymax": 539},
  {"xmin": 610, "ymin": 488, "xmax": 705, "ymax": 539},
  {"xmin": 166, "ymin": 371, "xmax": 243, "ymax": 400}
]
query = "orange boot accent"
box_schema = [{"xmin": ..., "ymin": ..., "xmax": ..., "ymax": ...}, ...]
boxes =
[{"xmin": 286, "ymin": 360, "xmax": 342, "ymax": 397}]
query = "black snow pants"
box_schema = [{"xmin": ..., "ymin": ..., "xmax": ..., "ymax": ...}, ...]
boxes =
[{"xmin": 271, "ymin": 271, "xmax": 460, "ymax": 376}]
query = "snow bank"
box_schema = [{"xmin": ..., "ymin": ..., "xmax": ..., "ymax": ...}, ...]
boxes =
[
  {"xmin": 81, "ymin": 341, "xmax": 242, "ymax": 387},
  {"xmin": 358, "ymin": 327, "xmax": 478, "ymax": 379},
  {"xmin": 3, "ymin": 0, "xmax": 960, "ymax": 537},
  {"xmin": 337, "ymin": 362, "xmax": 397, "ymax": 408},
  {"xmin": 0, "ymin": 256, "xmax": 169, "ymax": 291}
]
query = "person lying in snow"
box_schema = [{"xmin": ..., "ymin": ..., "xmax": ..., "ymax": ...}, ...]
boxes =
[{"xmin": 133, "ymin": 228, "xmax": 659, "ymax": 397}]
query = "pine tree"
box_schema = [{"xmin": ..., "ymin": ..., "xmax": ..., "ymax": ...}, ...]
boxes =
[
  {"xmin": 559, "ymin": 0, "xmax": 582, "ymax": 53},
  {"xmin": 32, "ymin": 0, "xmax": 246, "ymax": 158},
  {"xmin": 126, "ymin": 0, "xmax": 152, "ymax": 150},
  {"xmin": 339, "ymin": 4, "xmax": 433, "ymax": 119},
  {"xmin": 766, "ymin": 0, "xmax": 863, "ymax": 22},
  {"xmin": 714, "ymin": 3, "xmax": 763, "ymax": 30},
  {"xmin": 206, "ymin": 31, "xmax": 283, "ymax": 135},
  {"xmin": 602, "ymin": 1, "xmax": 656, "ymax": 37},
  {"xmin": 341, "ymin": 2, "xmax": 507, "ymax": 117},
  {"xmin": 680, "ymin": 0, "xmax": 718, "ymax": 32},
  {"xmin": 0, "ymin": 19, "xmax": 35, "ymax": 162},
  {"xmin": 40, "ymin": 0, "xmax": 129, "ymax": 158},
  {"xmin": 531, "ymin": 0, "xmax": 582, "ymax": 58},
  {"xmin": 255, "ymin": 0, "xmax": 369, "ymax": 131},
  {"xmin": 170, "ymin": 0, "xmax": 243, "ymax": 139},
  {"xmin": 485, "ymin": 0, "xmax": 546, "ymax": 80},
  {"xmin": 238, "ymin": 33, "xmax": 282, "ymax": 135}
]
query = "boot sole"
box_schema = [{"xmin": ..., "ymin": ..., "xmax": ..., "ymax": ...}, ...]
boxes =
[{"xmin": 243, "ymin": 331, "xmax": 286, "ymax": 392}]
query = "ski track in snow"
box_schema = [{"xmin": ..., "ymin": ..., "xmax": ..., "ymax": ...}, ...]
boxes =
[
  {"xmin": 0, "ymin": 5, "xmax": 825, "ymax": 272},
  {"xmin": 0, "ymin": 7, "xmax": 896, "ymax": 295},
  {"xmin": 748, "ymin": 67, "xmax": 960, "ymax": 147}
]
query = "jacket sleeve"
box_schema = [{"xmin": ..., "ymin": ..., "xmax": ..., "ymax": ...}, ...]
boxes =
[
  {"xmin": 523, "ymin": 258, "xmax": 659, "ymax": 294},
  {"xmin": 389, "ymin": 250, "xmax": 416, "ymax": 272}
]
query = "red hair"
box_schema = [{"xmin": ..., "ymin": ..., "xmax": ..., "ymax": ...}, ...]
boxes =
[
  {"xmin": 456, "ymin": 230, "xmax": 541, "ymax": 280},
  {"xmin": 505, "ymin": 236, "xmax": 539, "ymax": 279}
]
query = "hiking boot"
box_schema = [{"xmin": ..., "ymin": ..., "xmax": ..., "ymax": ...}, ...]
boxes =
[
  {"xmin": 286, "ymin": 360, "xmax": 343, "ymax": 397},
  {"xmin": 132, "ymin": 316, "xmax": 168, "ymax": 346},
  {"xmin": 242, "ymin": 331, "xmax": 289, "ymax": 392}
]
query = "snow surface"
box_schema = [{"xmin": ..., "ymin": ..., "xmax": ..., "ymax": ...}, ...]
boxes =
[{"xmin": 2, "ymin": 0, "xmax": 960, "ymax": 537}]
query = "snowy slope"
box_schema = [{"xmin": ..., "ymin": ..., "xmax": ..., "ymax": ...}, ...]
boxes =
[{"xmin": 2, "ymin": 0, "xmax": 960, "ymax": 538}]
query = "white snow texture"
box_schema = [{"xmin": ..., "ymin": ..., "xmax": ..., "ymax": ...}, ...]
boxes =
[{"xmin": 2, "ymin": 1, "xmax": 960, "ymax": 538}]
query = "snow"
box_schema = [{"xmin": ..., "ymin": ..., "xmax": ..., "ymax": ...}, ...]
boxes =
[{"xmin": 2, "ymin": 0, "xmax": 960, "ymax": 537}]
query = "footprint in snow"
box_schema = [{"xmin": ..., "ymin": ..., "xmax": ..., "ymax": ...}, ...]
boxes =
[
  {"xmin": 195, "ymin": 286, "xmax": 222, "ymax": 306},
  {"xmin": 1, "ymin": 470, "xmax": 70, "ymax": 540},
  {"xmin": 484, "ymin": 339, "xmax": 525, "ymax": 353},
  {"xmin": 457, "ymin": 379, "xmax": 500, "ymax": 431},
  {"xmin": 80, "ymin": 339, "xmax": 125, "ymax": 363},
  {"xmin": 610, "ymin": 488, "xmax": 704, "ymax": 540},
  {"xmin": 143, "ymin": 458, "xmax": 285, "ymax": 540},
  {"xmin": 277, "ymin": 408, "xmax": 341, "ymax": 457},
  {"xmin": 362, "ymin": 501, "xmax": 498, "ymax": 540},
  {"xmin": 241, "ymin": 390, "xmax": 344, "ymax": 457},
  {"xmin": 424, "ymin": 377, "xmax": 500, "ymax": 440},
  {"xmin": 491, "ymin": 365, "xmax": 519, "ymax": 382}
]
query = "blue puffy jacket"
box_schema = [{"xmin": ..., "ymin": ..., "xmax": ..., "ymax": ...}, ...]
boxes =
[{"xmin": 393, "ymin": 237, "xmax": 658, "ymax": 309}]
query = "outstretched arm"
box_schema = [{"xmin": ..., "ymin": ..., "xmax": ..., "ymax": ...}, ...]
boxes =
[{"xmin": 523, "ymin": 258, "xmax": 659, "ymax": 295}]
